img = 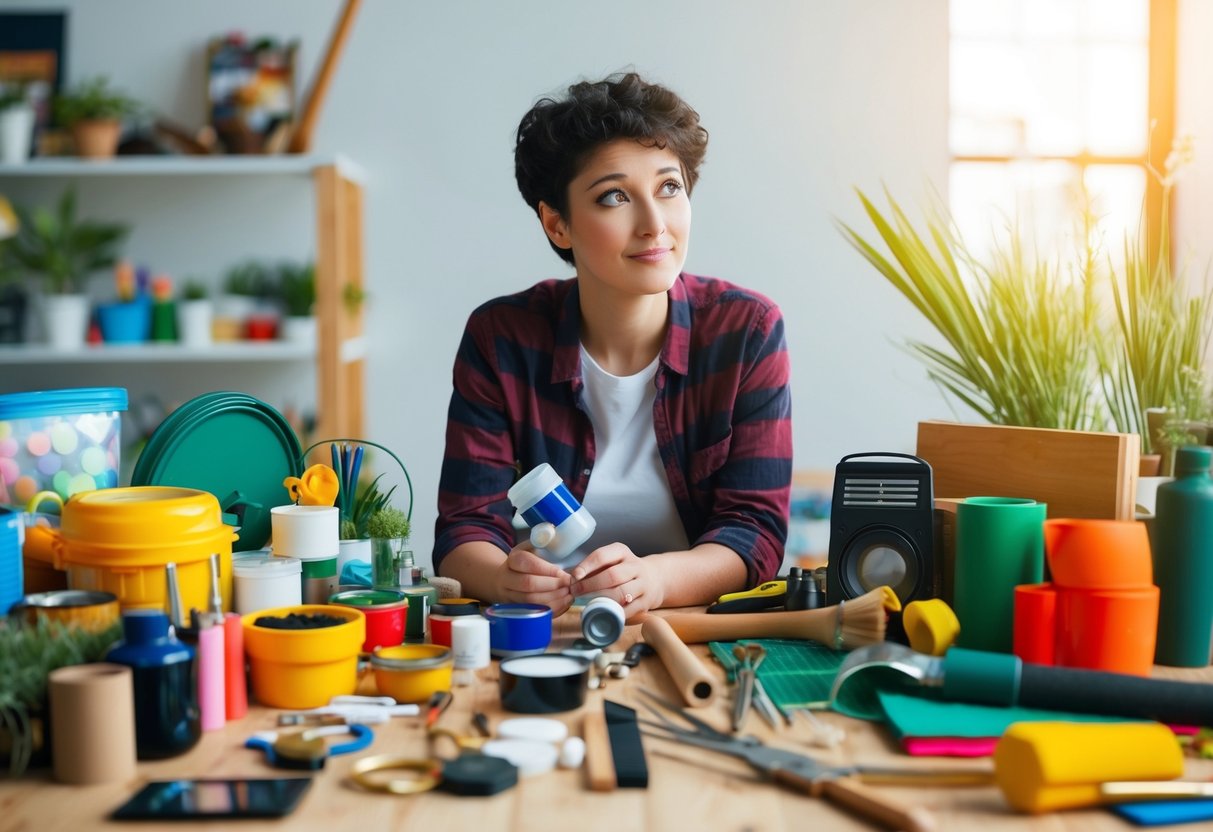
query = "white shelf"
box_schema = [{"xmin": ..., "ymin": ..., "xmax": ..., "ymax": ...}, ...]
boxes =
[
  {"xmin": 0, "ymin": 154, "xmax": 366, "ymax": 183},
  {"xmin": 0, "ymin": 341, "xmax": 316, "ymax": 364}
]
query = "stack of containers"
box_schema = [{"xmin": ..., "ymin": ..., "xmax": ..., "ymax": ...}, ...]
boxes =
[{"xmin": 270, "ymin": 504, "xmax": 339, "ymax": 604}]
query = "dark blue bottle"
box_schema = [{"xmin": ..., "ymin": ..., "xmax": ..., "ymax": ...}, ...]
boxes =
[{"xmin": 105, "ymin": 610, "xmax": 201, "ymax": 759}]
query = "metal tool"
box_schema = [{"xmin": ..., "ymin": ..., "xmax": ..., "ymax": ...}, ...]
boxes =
[
  {"xmin": 830, "ymin": 642, "xmax": 1213, "ymax": 726},
  {"xmin": 731, "ymin": 643, "xmax": 764, "ymax": 732},
  {"xmin": 638, "ymin": 688, "xmax": 991, "ymax": 832},
  {"xmin": 425, "ymin": 690, "xmax": 454, "ymax": 729}
]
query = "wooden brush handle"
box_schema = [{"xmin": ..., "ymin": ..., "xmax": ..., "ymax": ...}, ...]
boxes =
[
  {"xmin": 664, "ymin": 607, "xmax": 838, "ymax": 645},
  {"xmin": 582, "ymin": 703, "xmax": 616, "ymax": 792},
  {"xmin": 641, "ymin": 616, "xmax": 717, "ymax": 708}
]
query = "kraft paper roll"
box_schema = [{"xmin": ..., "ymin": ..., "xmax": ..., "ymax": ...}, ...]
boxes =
[
  {"xmin": 954, "ymin": 497, "xmax": 1046, "ymax": 653},
  {"xmin": 640, "ymin": 615, "xmax": 717, "ymax": 708},
  {"xmin": 49, "ymin": 662, "xmax": 137, "ymax": 785}
]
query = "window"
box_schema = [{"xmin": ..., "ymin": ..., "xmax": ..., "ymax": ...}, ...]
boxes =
[{"xmin": 949, "ymin": 0, "xmax": 1173, "ymax": 265}]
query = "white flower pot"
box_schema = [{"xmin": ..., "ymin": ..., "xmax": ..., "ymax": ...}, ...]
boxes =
[
  {"xmin": 0, "ymin": 105, "xmax": 35, "ymax": 164},
  {"xmin": 42, "ymin": 294, "xmax": 90, "ymax": 350},
  {"xmin": 281, "ymin": 315, "xmax": 317, "ymax": 350},
  {"xmin": 178, "ymin": 299, "xmax": 213, "ymax": 348}
]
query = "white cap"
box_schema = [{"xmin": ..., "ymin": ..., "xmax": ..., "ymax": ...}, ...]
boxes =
[{"xmin": 506, "ymin": 463, "xmax": 561, "ymax": 513}]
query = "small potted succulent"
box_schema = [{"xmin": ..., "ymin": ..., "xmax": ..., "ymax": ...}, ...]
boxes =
[
  {"xmin": 338, "ymin": 474, "xmax": 394, "ymax": 575},
  {"xmin": 53, "ymin": 76, "xmax": 140, "ymax": 160},
  {"xmin": 277, "ymin": 260, "xmax": 316, "ymax": 348},
  {"xmin": 177, "ymin": 279, "xmax": 213, "ymax": 348},
  {"xmin": 367, "ymin": 506, "xmax": 411, "ymax": 590},
  {"xmin": 0, "ymin": 82, "xmax": 35, "ymax": 164}
]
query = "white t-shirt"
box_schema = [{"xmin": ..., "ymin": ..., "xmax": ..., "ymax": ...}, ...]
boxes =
[{"xmin": 576, "ymin": 345, "xmax": 690, "ymax": 561}]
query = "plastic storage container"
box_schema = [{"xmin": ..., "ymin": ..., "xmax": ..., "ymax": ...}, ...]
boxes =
[
  {"xmin": 1152, "ymin": 446, "xmax": 1213, "ymax": 666},
  {"xmin": 0, "ymin": 387, "xmax": 127, "ymax": 505},
  {"xmin": 232, "ymin": 553, "xmax": 302, "ymax": 614},
  {"xmin": 29, "ymin": 486, "xmax": 238, "ymax": 612}
]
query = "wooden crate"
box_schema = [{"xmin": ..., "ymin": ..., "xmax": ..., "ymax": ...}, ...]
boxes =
[{"xmin": 916, "ymin": 421, "xmax": 1139, "ymax": 521}]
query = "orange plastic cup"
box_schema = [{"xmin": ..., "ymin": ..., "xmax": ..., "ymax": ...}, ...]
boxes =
[
  {"xmin": 1054, "ymin": 586, "xmax": 1159, "ymax": 677},
  {"xmin": 1044, "ymin": 519, "xmax": 1153, "ymax": 590},
  {"xmin": 1013, "ymin": 583, "xmax": 1057, "ymax": 666}
]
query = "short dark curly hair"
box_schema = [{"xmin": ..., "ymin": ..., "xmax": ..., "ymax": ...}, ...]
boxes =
[{"xmin": 514, "ymin": 72, "xmax": 709, "ymax": 264}]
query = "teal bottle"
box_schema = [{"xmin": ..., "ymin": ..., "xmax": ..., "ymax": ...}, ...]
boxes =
[{"xmin": 1152, "ymin": 446, "xmax": 1213, "ymax": 667}]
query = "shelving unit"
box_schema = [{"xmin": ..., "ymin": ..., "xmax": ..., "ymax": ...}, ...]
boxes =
[{"xmin": 0, "ymin": 154, "xmax": 366, "ymax": 439}]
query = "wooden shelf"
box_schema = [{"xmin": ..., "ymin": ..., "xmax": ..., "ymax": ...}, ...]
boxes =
[
  {"xmin": 0, "ymin": 156, "xmax": 367, "ymax": 438},
  {"xmin": 0, "ymin": 341, "xmax": 315, "ymax": 365},
  {"xmin": 0, "ymin": 154, "xmax": 367, "ymax": 182}
]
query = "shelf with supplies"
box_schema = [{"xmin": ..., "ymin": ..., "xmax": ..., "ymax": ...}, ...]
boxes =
[{"xmin": 0, "ymin": 154, "xmax": 367, "ymax": 439}]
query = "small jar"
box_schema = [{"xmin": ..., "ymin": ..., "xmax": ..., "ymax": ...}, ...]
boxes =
[
  {"xmin": 429, "ymin": 599, "xmax": 481, "ymax": 647},
  {"xmin": 507, "ymin": 464, "xmax": 596, "ymax": 561}
]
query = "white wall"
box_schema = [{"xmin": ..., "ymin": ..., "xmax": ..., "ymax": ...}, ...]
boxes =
[
  {"xmin": 1176, "ymin": 0, "xmax": 1213, "ymax": 282},
  {"xmin": 2, "ymin": 0, "xmax": 953, "ymax": 567}
]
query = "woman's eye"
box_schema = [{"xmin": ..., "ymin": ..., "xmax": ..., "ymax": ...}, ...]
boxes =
[
  {"xmin": 596, "ymin": 189, "xmax": 628, "ymax": 207},
  {"xmin": 660, "ymin": 180, "xmax": 685, "ymax": 197}
]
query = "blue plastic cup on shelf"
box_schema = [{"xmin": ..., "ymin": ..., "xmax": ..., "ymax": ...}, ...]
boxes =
[{"xmin": 507, "ymin": 463, "xmax": 596, "ymax": 562}]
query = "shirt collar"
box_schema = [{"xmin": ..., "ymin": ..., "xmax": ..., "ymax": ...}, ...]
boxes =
[{"xmin": 551, "ymin": 273, "xmax": 691, "ymax": 385}]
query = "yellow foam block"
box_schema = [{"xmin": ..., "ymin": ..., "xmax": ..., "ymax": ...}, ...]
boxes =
[{"xmin": 994, "ymin": 721, "xmax": 1183, "ymax": 813}]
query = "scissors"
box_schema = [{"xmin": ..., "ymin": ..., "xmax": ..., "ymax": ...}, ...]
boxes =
[{"xmin": 637, "ymin": 689, "xmax": 992, "ymax": 832}]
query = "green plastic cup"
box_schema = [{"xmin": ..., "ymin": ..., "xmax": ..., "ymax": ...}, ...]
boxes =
[{"xmin": 954, "ymin": 497, "xmax": 1047, "ymax": 653}]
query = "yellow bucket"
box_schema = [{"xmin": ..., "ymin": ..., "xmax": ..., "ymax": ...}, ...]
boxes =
[
  {"xmin": 242, "ymin": 604, "xmax": 366, "ymax": 709},
  {"xmin": 43, "ymin": 486, "xmax": 237, "ymax": 612}
]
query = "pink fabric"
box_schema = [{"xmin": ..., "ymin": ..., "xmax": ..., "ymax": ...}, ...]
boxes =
[{"xmin": 902, "ymin": 737, "xmax": 999, "ymax": 757}]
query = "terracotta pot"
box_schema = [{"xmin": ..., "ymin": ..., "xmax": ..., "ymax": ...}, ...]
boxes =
[
  {"xmin": 1139, "ymin": 454, "xmax": 1161, "ymax": 477},
  {"xmin": 71, "ymin": 119, "xmax": 122, "ymax": 159}
]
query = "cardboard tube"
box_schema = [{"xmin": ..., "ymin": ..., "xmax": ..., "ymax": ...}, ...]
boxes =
[
  {"xmin": 640, "ymin": 615, "xmax": 716, "ymax": 708},
  {"xmin": 49, "ymin": 663, "xmax": 137, "ymax": 784}
]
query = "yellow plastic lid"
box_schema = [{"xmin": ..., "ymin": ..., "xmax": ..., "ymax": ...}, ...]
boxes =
[{"xmin": 903, "ymin": 598, "xmax": 960, "ymax": 656}]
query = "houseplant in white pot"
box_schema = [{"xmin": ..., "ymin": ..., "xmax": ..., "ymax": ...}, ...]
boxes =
[
  {"xmin": 11, "ymin": 187, "xmax": 129, "ymax": 349},
  {"xmin": 0, "ymin": 197, "xmax": 27, "ymax": 343},
  {"xmin": 53, "ymin": 77, "xmax": 139, "ymax": 160},
  {"xmin": 0, "ymin": 83, "xmax": 35, "ymax": 165},
  {"xmin": 177, "ymin": 279, "xmax": 213, "ymax": 348},
  {"xmin": 277, "ymin": 260, "xmax": 316, "ymax": 349}
]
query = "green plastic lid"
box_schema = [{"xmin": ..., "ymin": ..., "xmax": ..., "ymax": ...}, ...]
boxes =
[{"xmin": 130, "ymin": 391, "xmax": 303, "ymax": 551}]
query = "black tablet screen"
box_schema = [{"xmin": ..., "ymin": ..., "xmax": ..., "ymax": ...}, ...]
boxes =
[{"xmin": 111, "ymin": 778, "xmax": 312, "ymax": 820}]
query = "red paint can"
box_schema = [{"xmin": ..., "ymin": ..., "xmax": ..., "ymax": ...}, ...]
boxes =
[
  {"xmin": 329, "ymin": 589, "xmax": 407, "ymax": 652},
  {"xmin": 429, "ymin": 598, "xmax": 482, "ymax": 647}
]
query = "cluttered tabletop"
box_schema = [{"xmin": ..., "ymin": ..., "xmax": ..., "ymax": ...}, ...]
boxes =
[{"xmin": 5, "ymin": 606, "xmax": 1213, "ymax": 832}]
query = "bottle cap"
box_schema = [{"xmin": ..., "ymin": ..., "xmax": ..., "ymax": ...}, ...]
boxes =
[
  {"xmin": 122, "ymin": 609, "xmax": 170, "ymax": 643},
  {"xmin": 1175, "ymin": 446, "xmax": 1212, "ymax": 476}
]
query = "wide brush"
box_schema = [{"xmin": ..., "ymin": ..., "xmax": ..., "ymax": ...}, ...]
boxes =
[{"xmin": 664, "ymin": 586, "xmax": 899, "ymax": 649}]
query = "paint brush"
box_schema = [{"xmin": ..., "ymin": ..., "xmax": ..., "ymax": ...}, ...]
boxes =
[{"xmin": 663, "ymin": 586, "xmax": 898, "ymax": 650}]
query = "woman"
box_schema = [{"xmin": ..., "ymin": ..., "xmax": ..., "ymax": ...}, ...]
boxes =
[{"xmin": 434, "ymin": 72, "xmax": 792, "ymax": 619}]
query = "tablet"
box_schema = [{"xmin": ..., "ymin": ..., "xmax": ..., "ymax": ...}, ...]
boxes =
[{"xmin": 111, "ymin": 778, "xmax": 312, "ymax": 820}]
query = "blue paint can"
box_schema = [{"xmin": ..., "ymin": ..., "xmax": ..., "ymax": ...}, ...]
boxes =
[{"xmin": 485, "ymin": 603, "xmax": 552, "ymax": 658}]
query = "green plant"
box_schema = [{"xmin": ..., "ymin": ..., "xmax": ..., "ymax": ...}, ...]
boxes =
[
  {"xmin": 366, "ymin": 506, "xmax": 410, "ymax": 541},
  {"xmin": 53, "ymin": 76, "xmax": 139, "ymax": 126},
  {"xmin": 1100, "ymin": 155, "xmax": 1213, "ymax": 453},
  {"xmin": 343, "ymin": 282, "xmax": 366, "ymax": 314},
  {"xmin": 0, "ymin": 618, "xmax": 122, "ymax": 776},
  {"xmin": 11, "ymin": 187, "xmax": 130, "ymax": 295},
  {"xmin": 0, "ymin": 82, "xmax": 29, "ymax": 111},
  {"xmin": 278, "ymin": 261, "xmax": 315, "ymax": 316},
  {"xmin": 838, "ymin": 188, "xmax": 1104, "ymax": 431},
  {"xmin": 182, "ymin": 279, "xmax": 209, "ymax": 301},
  {"xmin": 223, "ymin": 261, "xmax": 272, "ymax": 298},
  {"xmin": 340, "ymin": 473, "xmax": 397, "ymax": 540}
]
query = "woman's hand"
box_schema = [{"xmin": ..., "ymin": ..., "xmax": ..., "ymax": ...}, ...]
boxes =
[
  {"xmin": 568, "ymin": 543, "xmax": 666, "ymax": 620},
  {"xmin": 495, "ymin": 543, "xmax": 574, "ymax": 617}
]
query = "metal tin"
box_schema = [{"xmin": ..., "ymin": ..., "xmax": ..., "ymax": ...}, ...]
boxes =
[
  {"xmin": 330, "ymin": 589, "xmax": 407, "ymax": 653},
  {"xmin": 430, "ymin": 598, "xmax": 482, "ymax": 647},
  {"xmin": 485, "ymin": 603, "xmax": 552, "ymax": 658},
  {"xmin": 498, "ymin": 654, "xmax": 590, "ymax": 714}
]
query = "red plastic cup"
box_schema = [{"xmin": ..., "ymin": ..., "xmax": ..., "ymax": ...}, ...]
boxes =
[{"xmin": 1013, "ymin": 582, "xmax": 1057, "ymax": 666}]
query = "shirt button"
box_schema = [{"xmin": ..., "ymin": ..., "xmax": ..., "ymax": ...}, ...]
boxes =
[{"xmin": 582, "ymin": 467, "xmax": 591, "ymax": 476}]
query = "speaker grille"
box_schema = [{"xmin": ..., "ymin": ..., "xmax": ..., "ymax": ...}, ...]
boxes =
[{"xmin": 842, "ymin": 477, "xmax": 921, "ymax": 508}]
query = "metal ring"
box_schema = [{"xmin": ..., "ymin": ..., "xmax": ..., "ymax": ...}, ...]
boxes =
[
  {"xmin": 623, "ymin": 592, "xmax": 634, "ymax": 605},
  {"xmin": 349, "ymin": 754, "xmax": 442, "ymax": 794},
  {"xmin": 833, "ymin": 599, "xmax": 846, "ymax": 650}
]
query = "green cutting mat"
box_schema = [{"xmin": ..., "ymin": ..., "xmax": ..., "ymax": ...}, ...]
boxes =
[{"xmin": 709, "ymin": 639, "xmax": 845, "ymax": 709}]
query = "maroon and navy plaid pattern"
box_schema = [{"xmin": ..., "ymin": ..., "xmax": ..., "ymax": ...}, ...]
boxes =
[{"xmin": 434, "ymin": 273, "xmax": 792, "ymax": 586}]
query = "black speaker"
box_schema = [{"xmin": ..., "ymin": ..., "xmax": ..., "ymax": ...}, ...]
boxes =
[{"xmin": 825, "ymin": 452, "xmax": 937, "ymax": 607}]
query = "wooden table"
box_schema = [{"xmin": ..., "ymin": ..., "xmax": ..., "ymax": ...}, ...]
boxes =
[{"xmin": 3, "ymin": 610, "xmax": 1212, "ymax": 832}]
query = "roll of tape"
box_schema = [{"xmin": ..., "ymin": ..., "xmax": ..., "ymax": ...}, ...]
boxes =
[
  {"xmin": 485, "ymin": 603, "xmax": 552, "ymax": 658},
  {"xmin": 498, "ymin": 654, "xmax": 590, "ymax": 714}
]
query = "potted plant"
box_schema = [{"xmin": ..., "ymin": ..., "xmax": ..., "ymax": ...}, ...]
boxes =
[
  {"xmin": 11, "ymin": 187, "xmax": 129, "ymax": 350},
  {"xmin": 338, "ymin": 473, "xmax": 395, "ymax": 575},
  {"xmin": 216, "ymin": 260, "xmax": 270, "ymax": 341},
  {"xmin": 0, "ymin": 82, "xmax": 35, "ymax": 164},
  {"xmin": 53, "ymin": 76, "xmax": 139, "ymax": 160},
  {"xmin": 367, "ymin": 506, "xmax": 411, "ymax": 590},
  {"xmin": 177, "ymin": 279, "xmax": 213, "ymax": 348},
  {"xmin": 0, "ymin": 618, "xmax": 122, "ymax": 776},
  {"xmin": 277, "ymin": 260, "xmax": 316, "ymax": 348}
]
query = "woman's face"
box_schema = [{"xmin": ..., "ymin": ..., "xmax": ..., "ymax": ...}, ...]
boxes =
[{"xmin": 542, "ymin": 139, "xmax": 691, "ymax": 299}]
